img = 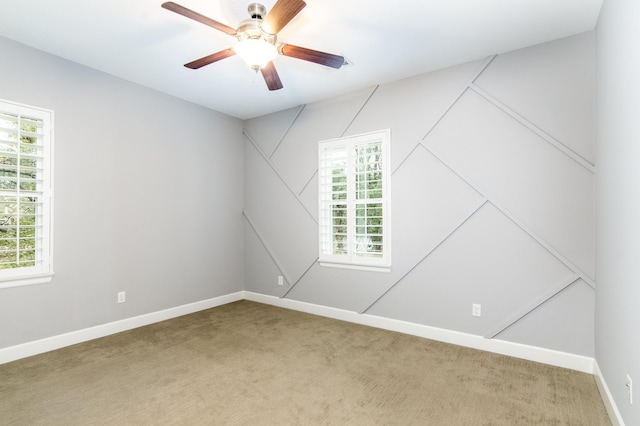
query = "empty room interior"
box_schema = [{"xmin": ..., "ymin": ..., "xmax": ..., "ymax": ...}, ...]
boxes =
[{"xmin": 0, "ymin": 0, "xmax": 638, "ymax": 424}]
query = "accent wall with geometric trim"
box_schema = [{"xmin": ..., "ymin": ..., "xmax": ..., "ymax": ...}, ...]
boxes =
[{"xmin": 244, "ymin": 31, "xmax": 595, "ymax": 357}]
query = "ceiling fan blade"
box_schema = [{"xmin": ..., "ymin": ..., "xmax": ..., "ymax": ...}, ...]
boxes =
[
  {"xmin": 184, "ymin": 49, "xmax": 235, "ymax": 69},
  {"xmin": 162, "ymin": 2, "xmax": 237, "ymax": 36},
  {"xmin": 261, "ymin": 0, "xmax": 306, "ymax": 35},
  {"xmin": 260, "ymin": 62, "xmax": 284, "ymax": 91},
  {"xmin": 277, "ymin": 44, "xmax": 344, "ymax": 69}
]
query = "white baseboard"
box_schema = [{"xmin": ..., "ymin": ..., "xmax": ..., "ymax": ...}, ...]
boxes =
[
  {"xmin": 243, "ymin": 291, "xmax": 596, "ymax": 374},
  {"xmin": 594, "ymin": 361, "xmax": 625, "ymax": 426},
  {"xmin": 0, "ymin": 290, "xmax": 595, "ymax": 375},
  {"xmin": 0, "ymin": 292, "xmax": 244, "ymax": 365},
  {"xmin": 1, "ymin": 290, "xmax": 616, "ymax": 423}
]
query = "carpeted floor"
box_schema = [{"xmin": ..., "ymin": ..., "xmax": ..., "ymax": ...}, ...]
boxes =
[{"xmin": 0, "ymin": 300, "xmax": 611, "ymax": 425}]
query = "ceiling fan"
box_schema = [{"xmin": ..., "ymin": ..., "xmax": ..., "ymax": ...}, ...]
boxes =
[{"xmin": 161, "ymin": 0, "xmax": 345, "ymax": 91}]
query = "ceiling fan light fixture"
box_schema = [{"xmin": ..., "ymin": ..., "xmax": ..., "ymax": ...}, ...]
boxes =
[
  {"xmin": 234, "ymin": 38, "xmax": 278, "ymax": 70},
  {"xmin": 162, "ymin": 0, "xmax": 344, "ymax": 90}
]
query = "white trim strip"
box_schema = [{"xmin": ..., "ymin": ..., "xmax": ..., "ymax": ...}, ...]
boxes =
[
  {"xmin": 242, "ymin": 211, "xmax": 292, "ymax": 286},
  {"xmin": 360, "ymin": 199, "xmax": 487, "ymax": 314},
  {"xmin": 267, "ymin": 105, "xmax": 305, "ymax": 160},
  {"xmin": 244, "ymin": 291, "xmax": 595, "ymax": 374},
  {"xmin": 280, "ymin": 257, "xmax": 317, "ymax": 298},
  {"xmin": 484, "ymin": 274, "xmax": 581, "ymax": 338},
  {"xmin": 420, "ymin": 55, "xmax": 497, "ymax": 144},
  {"xmin": 594, "ymin": 361, "xmax": 626, "ymax": 426},
  {"xmin": 0, "ymin": 290, "xmax": 596, "ymax": 375},
  {"xmin": 0, "ymin": 272, "xmax": 54, "ymax": 289},
  {"xmin": 243, "ymin": 130, "xmax": 318, "ymax": 223},
  {"xmin": 468, "ymin": 83, "xmax": 595, "ymax": 173},
  {"xmin": 421, "ymin": 144, "xmax": 596, "ymax": 288},
  {"xmin": 0, "ymin": 292, "xmax": 244, "ymax": 365}
]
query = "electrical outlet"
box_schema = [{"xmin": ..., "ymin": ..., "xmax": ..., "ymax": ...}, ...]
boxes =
[
  {"xmin": 277, "ymin": 275, "xmax": 284, "ymax": 286},
  {"xmin": 472, "ymin": 304, "xmax": 481, "ymax": 317},
  {"xmin": 117, "ymin": 291, "xmax": 126, "ymax": 304},
  {"xmin": 627, "ymin": 374, "xmax": 633, "ymax": 404}
]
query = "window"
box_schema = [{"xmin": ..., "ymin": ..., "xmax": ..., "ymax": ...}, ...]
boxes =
[
  {"xmin": 318, "ymin": 129, "xmax": 390, "ymax": 271},
  {"xmin": 0, "ymin": 100, "xmax": 53, "ymax": 288}
]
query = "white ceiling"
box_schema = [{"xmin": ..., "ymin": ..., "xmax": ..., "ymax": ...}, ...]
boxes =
[{"xmin": 0, "ymin": 0, "xmax": 602, "ymax": 120}]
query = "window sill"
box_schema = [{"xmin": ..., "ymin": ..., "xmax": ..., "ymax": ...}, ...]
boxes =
[
  {"xmin": 0, "ymin": 273, "xmax": 55, "ymax": 289},
  {"xmin": 319, "ymin": 261, "xmax": 391, "ymax": 273}
]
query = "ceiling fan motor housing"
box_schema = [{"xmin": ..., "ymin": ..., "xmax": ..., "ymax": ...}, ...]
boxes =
[
  {"xmin": 237, "ymin": 3, "xmax": 276, "ymax": 44},
  {"xmin": 247, "ymin": 3, "xmax": 267, "ymax": 20}
]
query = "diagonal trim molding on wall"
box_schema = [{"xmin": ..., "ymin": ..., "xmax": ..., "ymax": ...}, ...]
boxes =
[
  {"xmin": 361, "ymin": 51, "xmax": 594, "ymax": 342},
  {"xmin": 280, "ymin": 258, "xmax": 317, "ymax": 299},
  {"xmin": 411, "ymin": 53, "xmax": 594, "ymax": 287},
  {"xmin": 417, "ymin": 56, "xmax": 496, "ymax": 147},
  {"xmin": 360, "ymin": 200, "xmax": 489, "ymax": 314},
  {"xmin": 341, "ymin": 85, "xmax": 380, "ymax": 138},
  {"xmin": 244, "ymin": 85, "xmax": 380, "ymax": 290},
  {"xmin": 244, "ymin": 130, "xmax": 318, "ymax": 223},
  {"xmin": 243, "ymin": 211, "xmax": 293, "ymax": 289},
  {"xmin": 244, "ymin": 210, "xmax": 318, "ymax": 297},
  {"xmin": 244, "ymin": 40, "xmax": 595, "ymax": 355},
  {"xmin": 468, "ymin": 84, "xmax": 595, "ymax": 173},
  {"xmin": 298, "ymin": 170, "xmax": 318, "ymax": 199},
  {"xmin": 421, "ymin": 143, "xmax": 595, "ymax": 288},
  {"xmin": 267, "ymin": 105, "xmax": 305, "ymax": 160},
  {"xmin": 483, "ymin": 273, "xmax": 582, "ymax": 338},
  {"xmin": 298, "ymin": 86, "xmax": 379, "ymax": 198}
]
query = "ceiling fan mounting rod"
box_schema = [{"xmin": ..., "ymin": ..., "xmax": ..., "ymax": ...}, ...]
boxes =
[{"xmin": 247, "ymin": 3, "xmax": 267, "ymax": 20}]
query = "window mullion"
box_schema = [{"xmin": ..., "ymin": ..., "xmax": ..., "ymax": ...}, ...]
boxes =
[
  {"xmin": 346, "ymin": 144, "xmax": 355, "ymax": 262},
  {"xmin": 15, "ymin": 114, "xmax": 22, "ymax": 266}
]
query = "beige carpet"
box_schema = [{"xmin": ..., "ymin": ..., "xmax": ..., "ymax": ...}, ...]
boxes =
[{"xmin": 0, "ymin": 300, "xmax": 610, "ymax": 425}]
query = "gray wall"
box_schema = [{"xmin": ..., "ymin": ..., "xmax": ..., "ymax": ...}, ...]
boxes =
[
  {"xmin": 244, "ymin": 32, "xmax": 595, "ymax": 357},
  {"xmin": 0, "ymin": 25, "xmax": 599, "ymax": 369},
  {"xmin": 0, "ymin": 36, "xmax": 244, "ymax": 349},
  {"xmin": 596, "ymin": 0, "xmax": 640, "ymax": 424}
]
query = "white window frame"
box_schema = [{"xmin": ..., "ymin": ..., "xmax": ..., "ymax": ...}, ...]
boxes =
[
  {"xmin": 318, "ymin": 129, "xmax": 391, "ymax": 272},
  {"xmin": 0, "ymin": 99, "xmax": 54, "ymax": 289}
]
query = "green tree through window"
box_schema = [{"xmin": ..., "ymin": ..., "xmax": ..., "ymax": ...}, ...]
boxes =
[
  {"xmin": 0, "ymin": 101, "xmax": 53, "ymax": 287},
  {"xmin": 319, "ymin": 130, "xmax": 390, "ymax": 271}
]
